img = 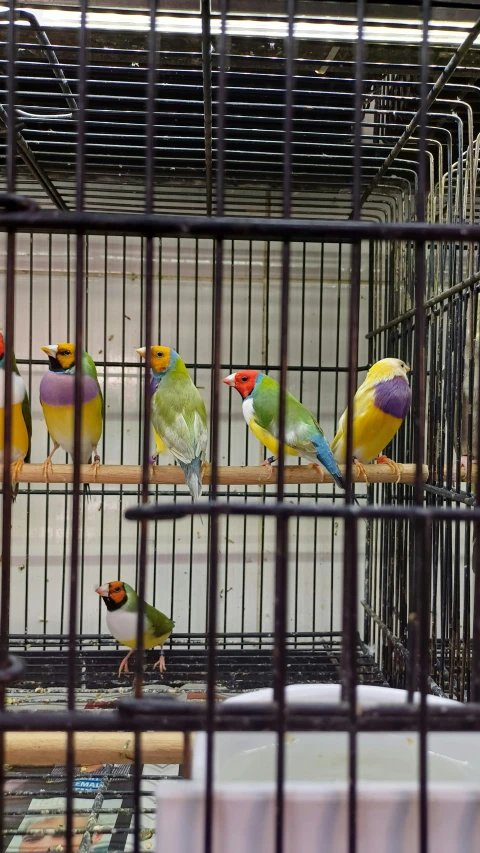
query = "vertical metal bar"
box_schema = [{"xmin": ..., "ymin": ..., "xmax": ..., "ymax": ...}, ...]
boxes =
[
  {"xmin": 274, "ymin": 2, "xmax": 294, "ymax": 852},
  {"xmin": 341, "ymin": 5, "xmax": 364, "ymax": 853},
  {"xmin": 415, "ymin": 3, "xmax": 430, "ymax": 852},
  {"xmin": 66, "ymin": 0, "xmax": 88, "ymax": 849},
  {"xmin": 204, "ymin": 0, "xmax": 227, "ymax": 849},
  {"xmin": 0, "ymin": 0, "xmax": 16, "ymax": 846},
  {"xmin": 201, "ymin": 0, "xmax": 213, "ymax": 216},
  {"xmin": 134, "ymin": 4, "xmax": 157, "ymax": 853}
]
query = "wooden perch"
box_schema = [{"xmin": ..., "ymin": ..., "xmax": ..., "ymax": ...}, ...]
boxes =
[
  {"xmin": 1, "ymin": 463, "xmax": 429, "ymax": 486},
  {"xmin": 4, "ymin": 730, "xmax": 184, "ymax": 766}
]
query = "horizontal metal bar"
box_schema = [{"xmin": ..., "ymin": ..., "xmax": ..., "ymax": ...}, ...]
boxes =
[
  {"xmin": 0, "ymin": 210, "xmax": 480, "ymax": 240},
  {"xmin": 125, "ymin": 500, "xmax": 480, "ymax": 524},
  {"xmin": 0, "ymin": 704, "xmax": 480, "ymax": 735}
]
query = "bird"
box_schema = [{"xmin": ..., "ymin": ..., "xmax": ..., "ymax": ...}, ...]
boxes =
[
  {"xmin": 136, "ymin": 345, "xmax": 208, "ymax": 500},
  {"xmin": 331, "ymin": 357, "xmax": 411, "ymax": 483},
  {"xmin": 0, "ymin": 331, "xmax": 32, "ymax": 497},
  {"xmin": 96, "ymin": 581, "xmax": 175, "ymax": 676},
  {"xmin": 39, "ymin": 343, "xmax": 103, "ymax": 486},
  {"xmin": 223, "ymin": 370, "xmax": 346, "ymax": 489}
]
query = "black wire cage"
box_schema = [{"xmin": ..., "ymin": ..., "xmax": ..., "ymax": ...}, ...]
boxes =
[{"xmin": 1, "ymin": 0, "xmax": 480, "ymax": 851}]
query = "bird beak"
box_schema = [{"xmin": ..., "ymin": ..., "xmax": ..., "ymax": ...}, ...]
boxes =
[
  {"xmin": 95, "ymin": 584, "xmax": 109, "ymax": 597},
  {"xmin": 405, "ymin": 364, "xmax": 411, "ymax": 373},
  {"xmin": 41, "ymin": 344, "xmax": 58, "ymax": 358},
  {"xmin": 222, "ymin": 373, "xmax": 236, "ymax": 386},
  {"xmin": 136, "ymin": 347, "xmax": 146, "ymax": 358}
]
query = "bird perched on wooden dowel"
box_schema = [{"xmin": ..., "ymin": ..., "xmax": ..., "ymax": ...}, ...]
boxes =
[
  {"xmin": 223, "ymin": 369, "xmax": 346, "ymax": 490},
  {"xmin": 0, "ymin": 332, "xmax": 32, "ymax": 499},
  {"xmin": 39, "ymin": 343, "xmax": 103, "ymax": 494},
  {"xmin": 136, "ymin": 345, "xmax": 208, "ymax": 500},
  {"xmin": 331, "ymin": 357, "xmax": 411, "ymax": 483}
]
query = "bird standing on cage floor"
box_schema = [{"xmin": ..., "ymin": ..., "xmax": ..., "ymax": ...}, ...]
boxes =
[
  {"xmin": 96, "ymin": 581, "xmax": 175, "ymax": 677},
  {"xmin": 39, "ymin": 343, "xmax": 103, "ymax": 495},
  {"xmin": 223, "ymin": 370, "xmax": 347, "ymax": 491},
  {"xmin": 0, "ymin": 332, "xmax": 32, "ymax": 500},
  {"xmin": 136, "ymin": 345, "xmax": 208, "ymax": 500},
  {"xmin": 331, "ymin": 357, "xmax": 411, "ymax": 484}
]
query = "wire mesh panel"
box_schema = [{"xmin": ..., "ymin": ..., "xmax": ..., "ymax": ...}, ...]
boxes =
[{"xmin": 2, "ymin": 1, "xmax": 480, "ymax": 853}]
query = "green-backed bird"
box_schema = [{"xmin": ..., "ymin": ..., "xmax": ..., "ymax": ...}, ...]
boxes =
[
  {"xmin": 96, "ymin": 581, "xmax": 175, "ymax": 676},
  {"xmin": 39, "ymin": 343, "xmax": 103, "ymax": 483},
  {"xmin": 223, "ymin": 369, "xmax": 346, "ymax": 489},
  {"xmin": 0, "ymin": 331, "xmax": 32, "ymax": 498},
  {"xmin": 136, "ymin": 345, "xmax": 208, "ymax": 500}
]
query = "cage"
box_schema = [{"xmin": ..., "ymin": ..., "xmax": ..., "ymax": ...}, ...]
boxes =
[{"xmin": 1, "ymin": 0, "xmax": 480, "ymax": 851}]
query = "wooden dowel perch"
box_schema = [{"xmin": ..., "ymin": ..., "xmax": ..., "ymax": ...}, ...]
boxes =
[
  {"xmin": 2, "ymin": 463, "xmax": 429, "ymax": 486},
  {"xmin": 4, "ymin": 731, "xmax": 184, "ymax": 766}
]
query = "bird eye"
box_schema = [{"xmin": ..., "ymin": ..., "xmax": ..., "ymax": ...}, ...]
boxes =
[
  {"xmin": 158, "ymin": 352, "xmax": 163, "ymax": 358},
  {"xmin": 63, "ymin": 350, "xmax": 71, "ymax": 356},
  {"xmin": 241, "ymin": 376, "xmax": 248, "ymax": 382}
]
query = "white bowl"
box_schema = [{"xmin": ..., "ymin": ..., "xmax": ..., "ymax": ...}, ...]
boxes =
[
  {"xmin": 156, "ymin": 684, "xmax": 480, "ymax": 852},
  {"xmin": 193, "ymin": 684, "xmax": 480, "ymax": 785}
]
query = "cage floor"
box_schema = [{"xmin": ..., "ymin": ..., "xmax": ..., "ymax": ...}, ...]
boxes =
[
  {"xmin": 3, "ymin": 635, "xmax": 386, "ymax": 851},
  {"xmin": 8, "ymin": 633, "xmax": 386, "ymax": 695}
]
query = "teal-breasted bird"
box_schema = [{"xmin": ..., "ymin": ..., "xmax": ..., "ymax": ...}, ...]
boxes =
[
  {"xmin": 96, "ymin": 581, "xmax": 175, "ymax": 676},
  {"xmin": 331, "ymin": 357, "xmax": 411, "ymax": 482},
  {"xmin": 223, "ymin": 369, "xmax": 346, "ymax": 489},
  {"xmin": 39, "ymin": 343, "xmax": 103, "ymax": 482},
  {"xmin": 136, "ymin": 345, "xmax": 208, "ymax": 500},
  {"xmin": 0, "ymin": 332, "xmax": 32, "ymax": 496}
]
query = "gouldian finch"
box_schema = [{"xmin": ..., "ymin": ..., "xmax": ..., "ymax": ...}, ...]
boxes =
[
  {"xmin": 96, "ymin": 581, "xmax": 175, "ymax": 676},
  {"xmin": 136, "ymin": 345, "xmax": 208, "ymax": 500},
  {"xmin": 39, "ymin": 343, "xmax": 103, "ymax": 483},
  {"xmin": 331, "ymin": 357, "xmax": 411, "ymax": 482},
  {"xmin": 0, "ymin": 332, "xmax": 32, "ymax": 496},
  {"xmin": 223, "ymin": 370, "xmax": 346, "ymax": 489}
]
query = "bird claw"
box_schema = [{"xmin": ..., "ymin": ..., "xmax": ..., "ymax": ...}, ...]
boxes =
[
  {"xmin": 377, "ymin": 455, "xmax": 401, "ymax": 484},
  {"xmin": 11, "ymin": 457, "xmax": 24, "ymax": 485},
  {"xmin": 354, "ymin": 459, "xmax": 369, "ymax": 484},
  {"xmin": 153, "ymin": 652, "xmax": 166, "ymax": 673},
  {"xmin": 453, "ymin": 456, "xmax": 476, "ymax": 483},
  {"xmin": 42, "ymin": 458, "xmax": 53, "ymax": 483},
  {"xmin": 89, "ymin": 454, "xmax": 100, "ymax": 483},
  {"xmin": 149, "ymin": 458, "xmax": 156, "ymax": 482},
  {"xmin": 311, "ymin": 463, "xmax": 324, "ymax": 482},
  {"xmin": 118, "ymin": 658, "xmax": 130, "ymax": 677},
  {"xmin": 261, "ymin": 457, "xmax": 275, "ymax": 479}
]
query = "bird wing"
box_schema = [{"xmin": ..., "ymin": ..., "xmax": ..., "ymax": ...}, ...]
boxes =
[
  {"xmin": 152, "ymin": 381, "xmax": 208, "ymax": 464},
  {"xmin": 144, "ymin": 601, "xmax": 174, "ymax": 641},
  {"xmin": 153, "ymin": 407, "xmax": 207, "ymax": 464}
]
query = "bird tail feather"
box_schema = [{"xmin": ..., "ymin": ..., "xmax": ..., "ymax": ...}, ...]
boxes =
[{"xmin": 179, "ymin": 457, "xmax": 203, "ymax": 501}]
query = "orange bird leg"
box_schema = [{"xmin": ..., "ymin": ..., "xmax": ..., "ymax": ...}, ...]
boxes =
[
  {"xmin": 118, "ymin": 649, "xmax": 134, "ymax": 677},
  {"xmin": 311, "ymin": 463, "xmax": 324, "ymax": 482},
  {"xmin": 376, "ymin": 455, "xmax": 401, "ymax": 483},
  {"xmin": 353, "ymin": 458, "xmax": 369, "ymax": 484},
  {"xmin": 261, "ymin": 456, "xmax": 276, "ymax": 480},
  {"xmin": 42, "ymin": 442, "xmax": 60, "ymax": 481},
  {"xmin": 11, "ymin": 456, "xmax": 25, "ymax": 484},
  {"xmin": 153, "ymin": 647, "xmax": 166, "ymax": 673},
  {"xmin": 89, "ymin": 448, "xmax": 101, "ymax": 482}
]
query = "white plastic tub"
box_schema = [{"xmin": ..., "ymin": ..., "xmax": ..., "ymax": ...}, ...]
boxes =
[{"xmin": 156, "ymin": 684, "xmax": 480, "ymax": 852}]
